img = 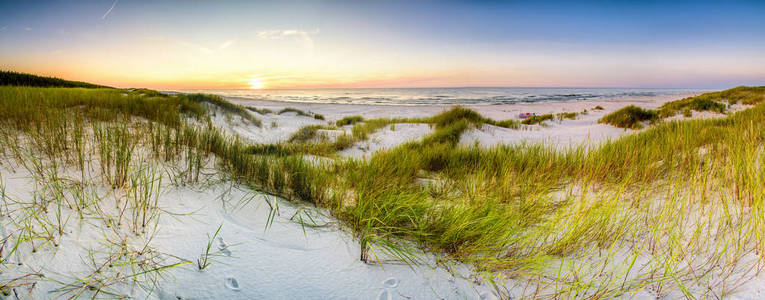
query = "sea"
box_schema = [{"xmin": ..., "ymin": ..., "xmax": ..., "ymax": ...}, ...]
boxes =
[{"xmin": 175, "ymin": 87, "xmax": 701, "ymax": 106}]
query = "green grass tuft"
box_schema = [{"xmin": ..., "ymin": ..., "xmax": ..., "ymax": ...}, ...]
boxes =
[
  {"xmin": 278, "ymin": 107, "xmax": 311, "ymax": 117},
  {"xmin": 598, "ymin": 105, "xmax": 658, "ymax": 129},
  {"xmin": 247, "ymin": 106, "xmax": 273, "ymax": 115},
  {"xmin": 336, "ymin": 115, "xmax": 364, "ymax": 126},
  {"xmin": 521, "ymin": 113, "xmax": 554, "ymax": 125}
]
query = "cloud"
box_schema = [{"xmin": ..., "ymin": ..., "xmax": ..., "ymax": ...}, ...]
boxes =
[
  {"xmin": 219, "ymin": 40, "xmax": 235, "ymax": 50},
  {"xmin": 102, "ymin": 0, "xmax": 118, "ymax": 20},
  {"xmin": 24, "ymin": 27, "xmax": 31, "ymax": 31},
  {"xmin": 256, "ymin": 29, "xmax": 319, "ymax": 51},
  {"xmin": 176, "ymin": 39, "xmax": 237, "ymax": 55},
  {"xmin": 0, "ymin": 26, "xmax": 7, "ymax": 32}
]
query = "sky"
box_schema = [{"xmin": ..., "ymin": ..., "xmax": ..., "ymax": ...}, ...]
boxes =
[{"xmin": 1, "ymin": 0, "xmax": 765, "ymax": 89}]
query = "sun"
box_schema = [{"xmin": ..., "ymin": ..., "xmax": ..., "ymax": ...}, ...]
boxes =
[{"xmin": 248, "ymin": 77, "xmax": 265, "ymax": 89}]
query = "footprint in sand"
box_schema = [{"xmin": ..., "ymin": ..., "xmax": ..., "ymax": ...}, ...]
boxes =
[
  {"xmin": 217, "ymin": 237, "xmax": 231, "ymax": 256},
  {"xmin": 383, "ymin": 277, "xmax": 399, "ymax": 288},
  {"xmin": 224, "ymin": 277, "xmax": 241, "ymax": 291},
  {"xmin": 377, "ymin": 277, "xmax": 398, "ymax": 300}
]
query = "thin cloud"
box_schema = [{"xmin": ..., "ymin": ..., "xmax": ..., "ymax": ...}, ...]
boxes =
[
  {"xmin": 219, "ymin": 40, "xmax": 235, "ymax": 50},
  {"xmin": 256, "ymin": 29, "xmax": 319, "ymax": 51},
  {"xmin": 102, "ymin": 0, "xmax": 118, "ymax": 20},
  {"xmin": 0, "ymin": 26, "xmax": 7, "ymax": 32},
  {"xmin": 257, "ymin": 28, "xmax": 319, "ymax": 53},
  {"xmin": 256, "ymin": 29, "xmax": 319, "ymax": 40},
  {"xmin": 177, "ymin": 40, "xmax": 236, "ymax": 54}
]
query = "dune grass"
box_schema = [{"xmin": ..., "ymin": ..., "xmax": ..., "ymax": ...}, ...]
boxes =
[
  {"xmin": 278, "ymin": 107, "xmax": 311, "ymax": 117},
  {"xmin": 185, "ymin": 93, "xmax": 261, "ymax": 126},
  {"xmin": 1, "ymin": 78, "xmax": 764, "ymax": 298},
  {"xmin": 521, "ymin": 113, "xmax": 554, "ymax": 125},
  {"xmin": 658, "ymin": 96, "xmax": 727, "ymax": 117},
  {"xmin": 598, "ymin": 105, "xmax": 659, "ymax": 129},
  {"xmin": 246, "ymin": 106, "xmax": 274, "ymax": 115},
  {"xmin": 336, "ymin": 115, "xmax": 364, "ymax": 126}
]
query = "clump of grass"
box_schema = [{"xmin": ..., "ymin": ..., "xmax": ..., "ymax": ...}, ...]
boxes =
[
  {"xmin": 426, "ymin": 106, "xmax": 519, "ymax": 129},
  {"xmin": 197, "ymin": 224, "xmax": 223, "ymax": 270},
  {"xmin": 598, "ymin": 105, "xmax": 658, "ymax": 129},
  {"xmin": 288, "ymin": 125, "xmax": 324, "ymax": 143},
  {"xmin": 658, "ymin": 96, "xmax": 727, "ymax": 117},
  {"xmin": 521, "ymin": 113, "xmax": 554, "ymax": 125},
  {"xmin": 247, "ymin": 143, "xmax": 301, "ymax": 156},
  {"xmin": 556, "ymin": 111, "xmax": 579, "ymax": 120},
  {"xmin": 421, "ymin": 120, "xmax": 470, "ymax": 146},
  {"xmin": 313, "ymin": 114, "xmax": 325, "ymax": 120},
  {"xmin": 593, "ymin": 105, "xmax": 604, "ymax": 110},
  {"xmin": 127, "ymin": 88, "xmax": 167, "ymax": 98},
  {"xmin": 685, "ymin": 86, "xmax": 765, "ymax": 105},
  {"xmin": 278, "ymin": 107, "xmax": 311, "ymax": 117},
  {"xmin": 246, "ymin": 106, "xmax": 273, "ymax": 115},
  {"xmin": 184, "ymin": 93, "xmax": 261, "ymax": 127},
  {"xmin": 336, "ymin": 115, "xmax": 364, "ymax": 126}
]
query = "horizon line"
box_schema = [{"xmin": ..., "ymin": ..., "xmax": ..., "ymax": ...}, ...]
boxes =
[{"xmin": 164, "ymin": 85, "xmax": 722, "ymax": 91}]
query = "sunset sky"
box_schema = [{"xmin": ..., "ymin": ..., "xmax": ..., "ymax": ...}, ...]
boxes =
[{"xmin": 1, "ymin": 0, "xmax": 765, "ymax": 89}]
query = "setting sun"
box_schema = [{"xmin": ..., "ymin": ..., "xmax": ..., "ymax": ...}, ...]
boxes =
[{"xmin": 248, "ymin": 77, "xmax": 265, "ymax": 89}]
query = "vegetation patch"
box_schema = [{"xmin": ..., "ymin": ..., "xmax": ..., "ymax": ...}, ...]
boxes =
[
  {"xmin": 556, "ymin": 111, "xmax": 579, "ymax": 120},
  {"xmin": 185, "ymin": 93, "xmax": 261, "ymax": 126},
  {"xmin": 598, "ymin": 105, "xmax": 658, "ymax": 129},
  {"xmin": 658, "ymin": 97, "xmax": 727, "ymax": 117},
  {"xmin": 336, "ymin": 115, "xmax": 364, "ymax": 126},
  {"xmin": 278, "ymin": 107, "xmax": 311, "ymax": 117},
  {"xmin": 247, "ymin": 106, "xmax": 274, "ymax": 115},
  {"xmin": 0, "ymin": 70, "xmax": 110, "ymax": 88},
  {"xmin": 521, "ymin": 113, "xmax": 554, "ymax": 125}
]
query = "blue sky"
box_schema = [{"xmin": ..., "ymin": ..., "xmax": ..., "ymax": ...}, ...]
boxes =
[{"xmin": 1, "ymin": 0, "xmax": 764, "ymax": 89}]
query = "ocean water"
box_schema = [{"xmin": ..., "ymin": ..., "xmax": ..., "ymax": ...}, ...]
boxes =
[{"xmin": 176, "ymin": 87, "xmax": 700, "ymax": 105}]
